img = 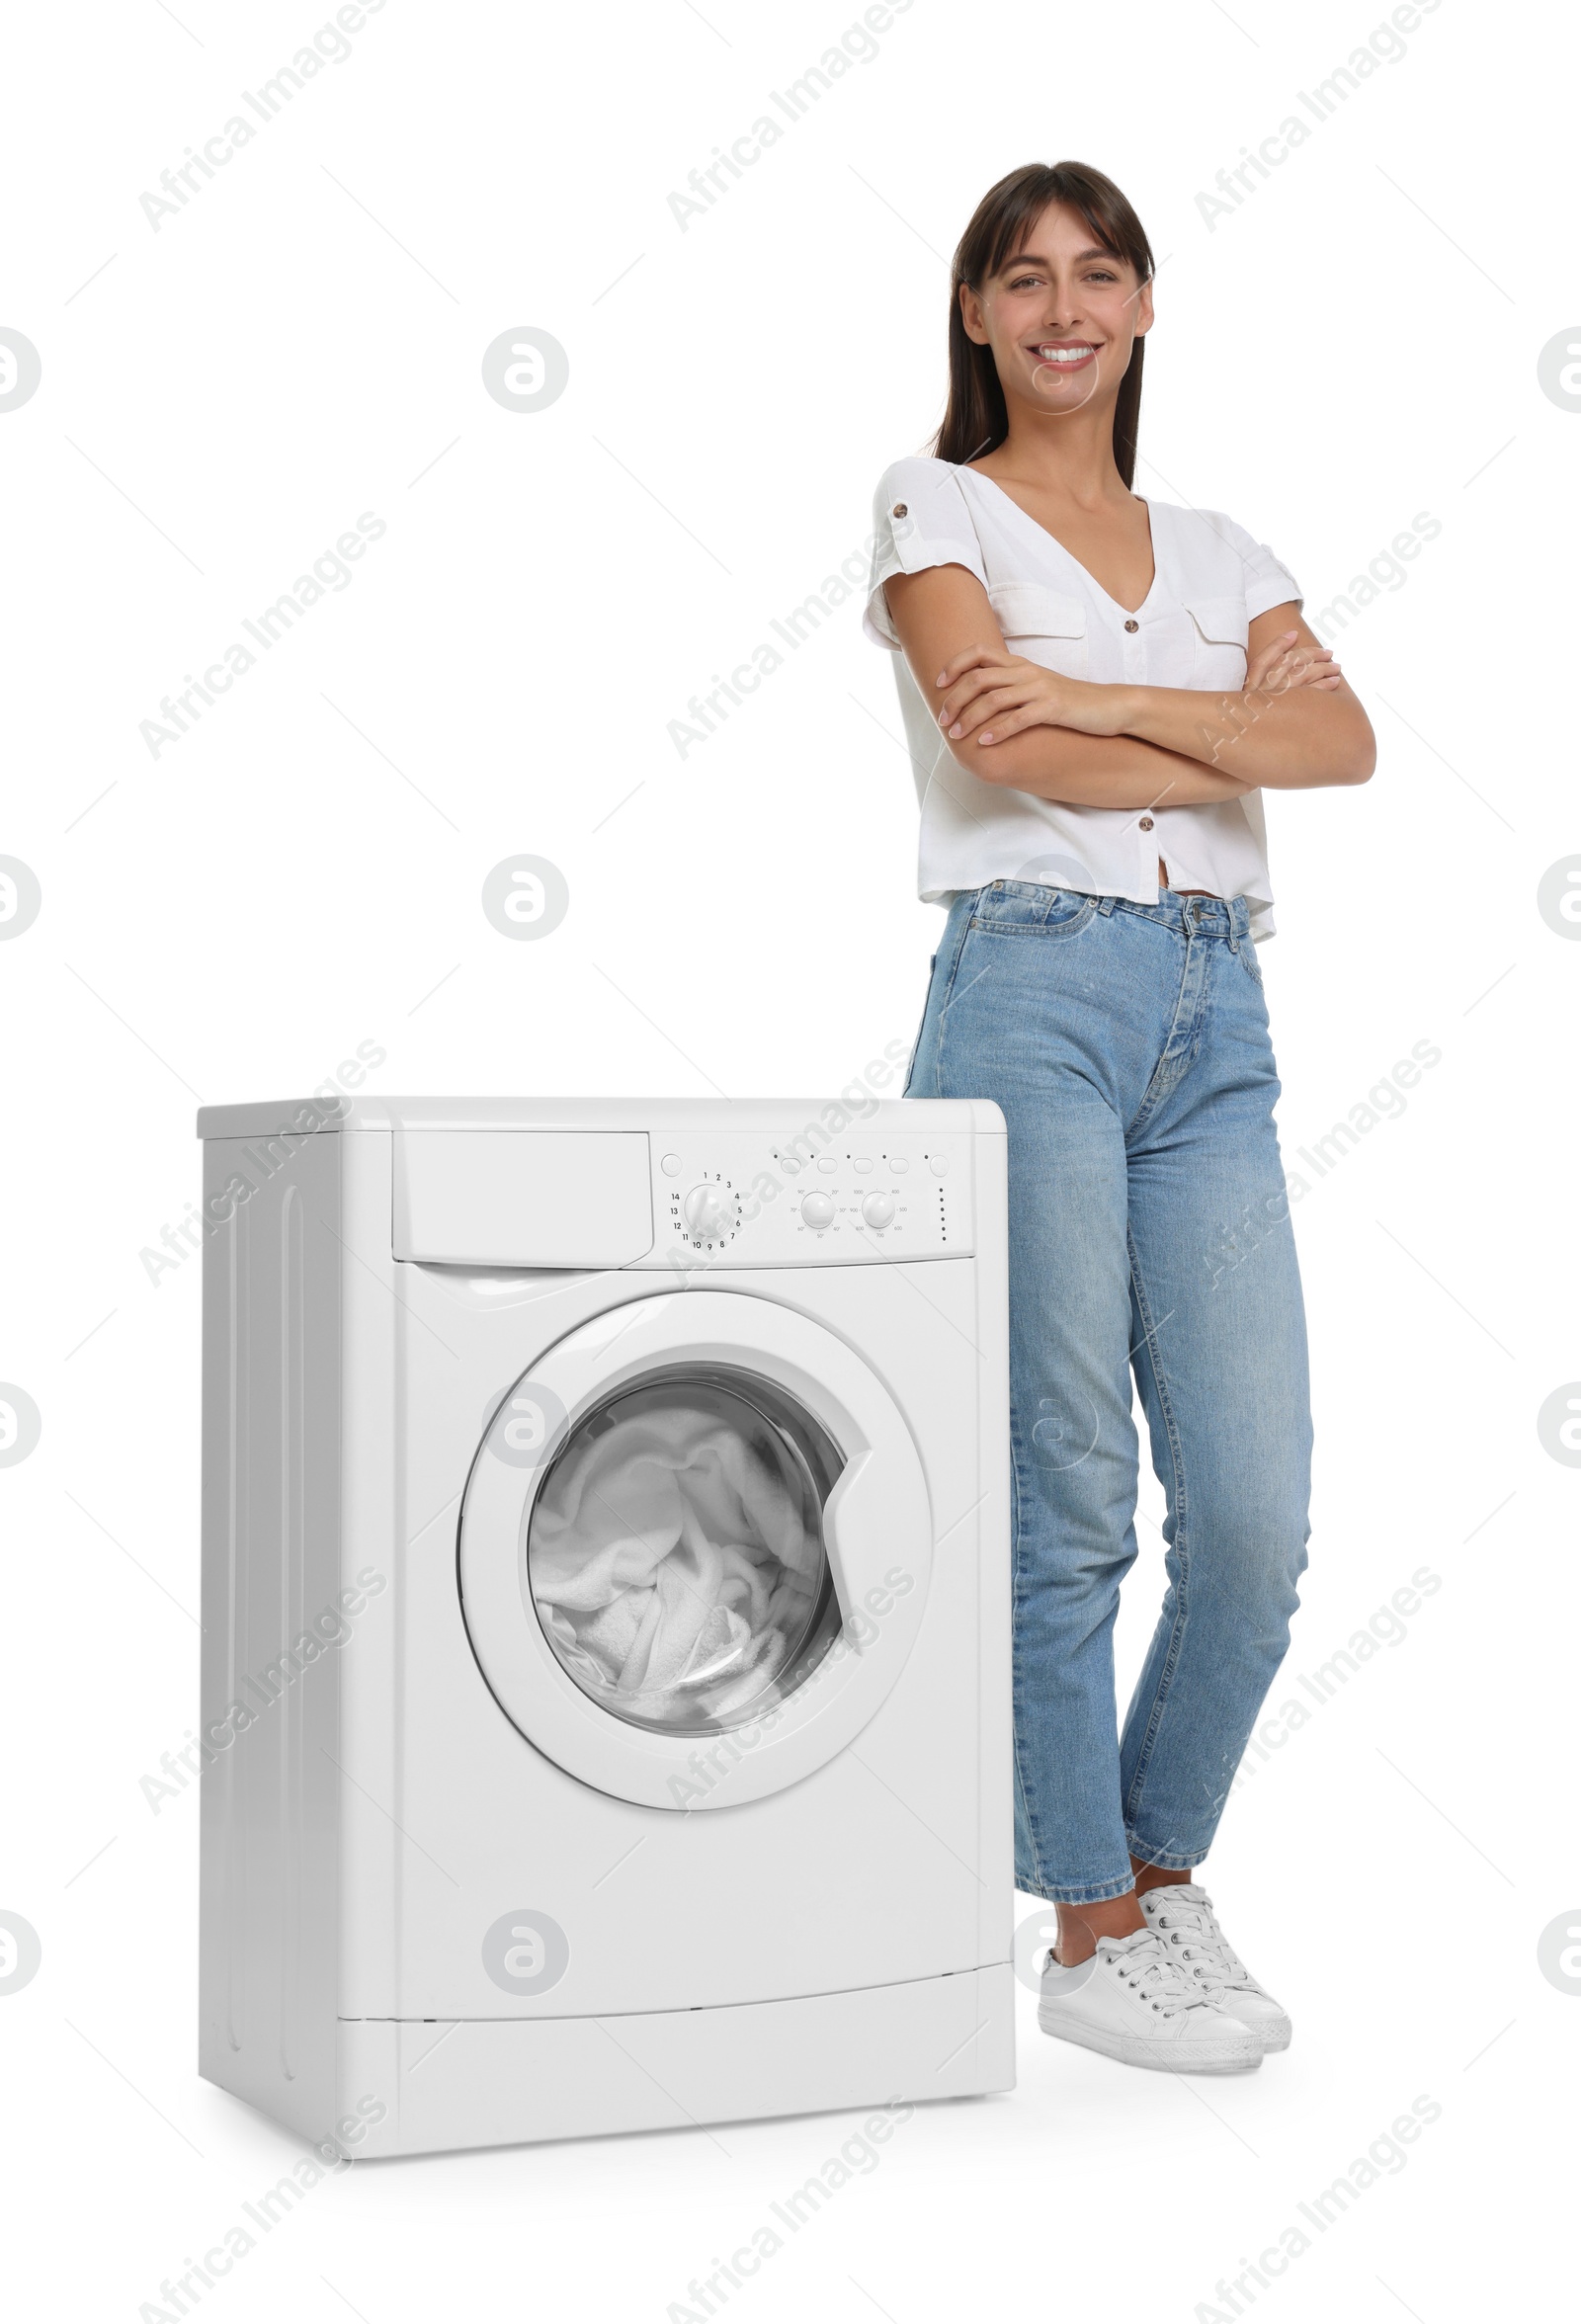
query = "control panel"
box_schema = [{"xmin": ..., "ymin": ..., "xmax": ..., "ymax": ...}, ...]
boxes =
[{"xmin": 634, "ymin": 1130, "xmax": 973, "ymax": 1268}]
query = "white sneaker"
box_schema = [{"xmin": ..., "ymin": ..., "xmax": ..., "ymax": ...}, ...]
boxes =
[
  {"xmin": 1037, "ymin": 1927, "xmax": 1264, "ymax": 2074},
  {"xmin": 1138, "ymin": 1883, "xmax": 1291, "ymax": 2052}
]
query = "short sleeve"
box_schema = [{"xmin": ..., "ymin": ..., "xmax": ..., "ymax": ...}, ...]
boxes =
[
  {"xmin": 863, "ymin": 457, "xmax": 989, "ymax": 649},
  {"xmin": 1217, "ymin": 513, "xmax": 1302, "ymax": 621}
]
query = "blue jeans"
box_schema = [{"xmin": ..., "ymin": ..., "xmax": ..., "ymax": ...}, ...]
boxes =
[{"xmin": 907, "ymin": 881, "xmax": 1312, "ymax": 1904}]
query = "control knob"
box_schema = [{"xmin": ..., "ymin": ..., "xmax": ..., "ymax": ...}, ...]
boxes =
[{"xmin": 682, "ymin": 1184, "xmax": 735, "ymax": 1240}]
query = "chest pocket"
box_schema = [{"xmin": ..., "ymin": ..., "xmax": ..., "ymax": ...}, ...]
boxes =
[
  {"xmin": 1184, "ymin": 596, "xmax": 1250, "ymax": 692},
  {"xmin": 988, "ymin": 582, "xmax": 1087, "ymax": 680}
]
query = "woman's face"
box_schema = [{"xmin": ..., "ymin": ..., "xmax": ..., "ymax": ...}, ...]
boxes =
[{"xmin": 960, "ymin": 202, "xmax": 1152, "ymax": 422}]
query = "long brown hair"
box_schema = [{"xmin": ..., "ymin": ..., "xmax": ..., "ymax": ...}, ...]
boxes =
[{"xmin": 932, "ymin": 162, "xmax": 1155, "ymax": 486}]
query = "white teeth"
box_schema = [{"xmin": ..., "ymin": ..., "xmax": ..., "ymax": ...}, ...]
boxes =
[{"xmin": 1036, "ymin": 344, "xmax": 1096, "ymax": 365}]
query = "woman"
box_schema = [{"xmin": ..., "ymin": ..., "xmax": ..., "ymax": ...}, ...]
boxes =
[{"xmin": 866, "ymin": 161, "xmax": 1373, "ymax": 2075}]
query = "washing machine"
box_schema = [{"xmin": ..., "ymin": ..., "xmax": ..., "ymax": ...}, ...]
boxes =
[{"xmin": 195, "ymin": 1096, "xmax": 1012, "ymax": 2156}]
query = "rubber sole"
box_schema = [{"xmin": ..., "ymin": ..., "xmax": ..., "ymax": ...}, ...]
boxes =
[
  {"xmin": 1215, "ymin": 2002, "xmax": 1292, "ymax": 2053},
  {"xmin": 1038, "ymin": 2005, "xmax": 1264, "ymax": 2074}
]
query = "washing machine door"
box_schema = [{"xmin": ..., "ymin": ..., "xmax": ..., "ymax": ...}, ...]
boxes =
[{"xmin": 458, "ymin": 1288, "xmax": 933, "ymax": 1809}]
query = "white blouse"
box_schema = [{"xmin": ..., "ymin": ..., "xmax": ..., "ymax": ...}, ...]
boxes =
[{"xmin": 863, "ymin": 456, "xmax": 1304, "ymax": 941}]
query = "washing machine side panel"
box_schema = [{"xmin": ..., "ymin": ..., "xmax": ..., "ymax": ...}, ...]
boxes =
[
  {"xmin": 198, "ymin": 1131, "xmax": 344, "ymax": 2140},
  {"xmin": 335, "ymin": 1132, "xmax": 403, "ymax": 2026},
  {"xmin": 972, "ymin": 1127, "xmax": 1014, "ymax": 1960}
]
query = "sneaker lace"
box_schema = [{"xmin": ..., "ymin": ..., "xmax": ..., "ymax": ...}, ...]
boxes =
[
  {"xmin": 1146, "ymin": 1897, "xmax": 1253, "ymax": 1992},
  {"xmin": 1101, "ymin": 1930, "xmax": 1213, "ymax": 2018}
]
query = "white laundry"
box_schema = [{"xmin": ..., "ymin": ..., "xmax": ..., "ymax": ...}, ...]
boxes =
[{"xmin": 530, "ymin": 1402, "xmax": 826, "ymax": 1725}]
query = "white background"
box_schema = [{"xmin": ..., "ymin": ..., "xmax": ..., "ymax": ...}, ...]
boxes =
[{"xmin": 2, "ymin": 0, "xmax": 1575, "ymax": 2316}]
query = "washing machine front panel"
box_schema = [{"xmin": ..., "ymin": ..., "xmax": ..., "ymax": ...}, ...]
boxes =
[{"xmin": 458, "ymin": 1288, "xmax": 933, "ymax": 1809}]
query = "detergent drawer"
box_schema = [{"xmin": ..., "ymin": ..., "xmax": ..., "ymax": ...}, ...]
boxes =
[{"xmin": 392, "ymin": 1130, "xmax": 654, "ymax": 1267}]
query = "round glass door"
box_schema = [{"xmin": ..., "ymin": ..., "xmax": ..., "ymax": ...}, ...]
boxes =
[{"xmin": 526, "ymin": 1366, "xmax": 845, "ymax": 1736}]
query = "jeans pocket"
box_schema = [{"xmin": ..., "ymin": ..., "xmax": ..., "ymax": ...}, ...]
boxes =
[
  {"xmin": 970, "ymin": 882, "xmax": 1099, "ymax": 939},
  {"xmin": 1227, "ymin": 925, "xmax": 1265, "ymax": 980}
]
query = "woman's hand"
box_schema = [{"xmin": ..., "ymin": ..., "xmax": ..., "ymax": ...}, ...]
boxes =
[
  {"xmin": 934, "ymin": 627, "xmax": 1344, "ymax": 752},
  {"xmin": 1246, "ymin": 628, "xmax": 1342, "ymax": 695},
  {"xmin": 934, "ymin": 646, "xmax": 1129, "ymax": 746}
]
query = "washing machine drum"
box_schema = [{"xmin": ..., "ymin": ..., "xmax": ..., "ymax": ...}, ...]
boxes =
[
  {"xmin": 458, "ymin": 1289, "xmax": 933, "ymax": 1810},
  {"xmin": 527, "ymin": 1371, "xmax": 845, "ymax": 1736}
]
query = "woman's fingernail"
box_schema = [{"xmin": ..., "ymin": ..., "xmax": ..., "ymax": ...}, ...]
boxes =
[
  {"xmin": 936, "ymin": 671, "xmax": 948, "ymax": 687},
  {"xmin": 979, "ymin": 732, "xmax": 994, "ymax": 744},
  {"xmin": 949, "ymin": 722, "xmax": 962, "ymax": 737}
]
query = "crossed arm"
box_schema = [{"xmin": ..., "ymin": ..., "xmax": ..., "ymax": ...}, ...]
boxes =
[{"xmin": 882, "ymin": 562, "xmax": 1376, "ymax": 811}]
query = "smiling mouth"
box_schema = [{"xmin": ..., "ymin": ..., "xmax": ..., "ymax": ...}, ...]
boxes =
[{"xmin": 1031, "ymin": 342, "xmax": 1099, "ymax": 369}]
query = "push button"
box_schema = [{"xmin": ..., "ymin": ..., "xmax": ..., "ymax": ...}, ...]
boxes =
[{"xmin": 816, "ymin": 1157, "xmax": 838, "ymax": 1174}]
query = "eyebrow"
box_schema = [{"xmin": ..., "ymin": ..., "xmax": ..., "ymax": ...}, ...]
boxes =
[{"xmin": 999, "ymin": 246, "xmax": 1122, "ymax": 272}]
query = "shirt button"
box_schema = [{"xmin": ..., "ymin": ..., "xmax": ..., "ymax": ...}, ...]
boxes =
[
  {"xmin": 1139, "ymin": 816, "xmax": 1154, "ymax": 831},
  {"xmin": 1124, "ymin": 618, "xmax": 1139, "ymax": 632},
  {"xmin": 891, "ymin": 502, "xmax": 908, "ymax": 518}
]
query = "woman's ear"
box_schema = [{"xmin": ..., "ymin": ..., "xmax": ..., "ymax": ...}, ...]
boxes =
[{"xmin": 958, "ymin": 280, "xmax": 990, "ymax": 347}]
